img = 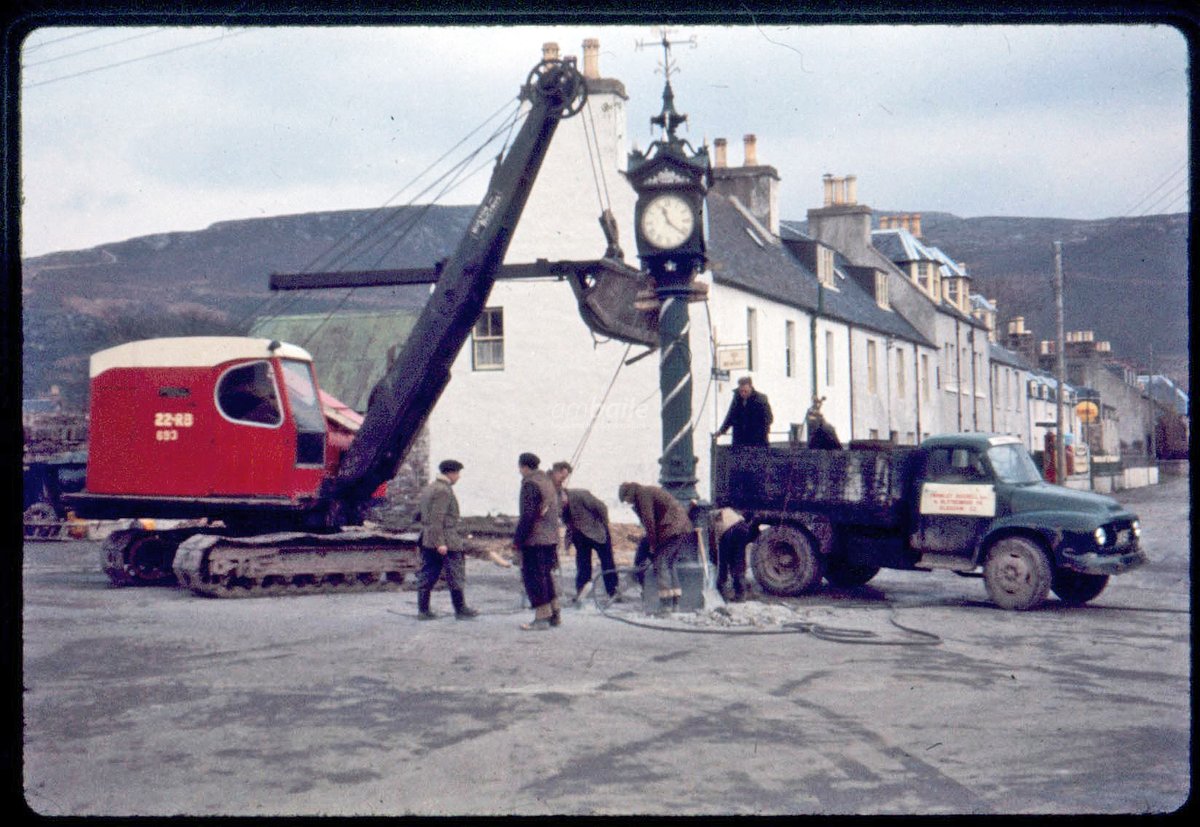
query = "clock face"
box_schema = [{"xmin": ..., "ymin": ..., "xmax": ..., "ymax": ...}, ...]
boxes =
[{"xmin": 640, "ymin": 193, "xmax": 695, "ymax": 250}]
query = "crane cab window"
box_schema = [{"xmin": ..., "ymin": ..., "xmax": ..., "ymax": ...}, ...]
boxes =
[
  {"xmin": 217, "ymin": 362, "xmax": 282, "ymax": 426},
  {"xmin": 281, "ymin": 359, "xmax": 326, "ymax": 466}
]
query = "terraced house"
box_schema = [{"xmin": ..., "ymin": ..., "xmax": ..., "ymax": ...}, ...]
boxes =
[{"xmin": 253, "ymin": 37, "xmax": 1110, "ymax": 516}]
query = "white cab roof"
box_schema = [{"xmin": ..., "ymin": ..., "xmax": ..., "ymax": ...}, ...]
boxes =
[{"xmin": 90, "ymin": 337, "xmax": 312, "ymax": 377}]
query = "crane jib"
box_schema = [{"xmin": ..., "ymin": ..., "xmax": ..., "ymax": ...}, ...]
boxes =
[{"xmin": 326, "ymin": 59, "xmax": 588, "ymax": 518}]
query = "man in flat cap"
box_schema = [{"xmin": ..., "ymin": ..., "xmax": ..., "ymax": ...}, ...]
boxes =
[
  {"xmin": 414, "ymin": 459, "xmax": 479, "ymax": 621},
  {"xmin": 550, "ymin": 461, "xmax": 620, "ymax": 604}
]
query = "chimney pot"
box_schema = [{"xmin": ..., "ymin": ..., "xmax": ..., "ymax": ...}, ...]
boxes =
[
  {"xmin": 845, "ymin": 175, "xmax": 857, "ymax": 205},
  {"xmin": 582, "ymin": 38, "xmax": 600, "ymax": 78},
  {"xmin": 822, "ymin": 174, "xmax": 834, "ymax": 206},
  {"xmin": 743, "ymin": 134, "xmax": 758, "ymax": 166},
  {"xmin": 912, "ymin": 213, "xmax": 922, "ymax": 237},
  {"xmin": 714, "ymin": 138, "xmax": 727, "ymax": 168},
  {"xmin": 542, "ymin": 42, "xmax": 560, "ymax": 62}
]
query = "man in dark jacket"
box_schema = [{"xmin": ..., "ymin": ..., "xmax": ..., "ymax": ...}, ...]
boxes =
[
  {"xmin": 414, "ymin": 459, "xmax": 478, "ymax": 621},
  {"xmin": 618, "ymin": 481, "xmax": 696, "ymax": 616},
  {"xmin": 550, "ymin": 461, "xmax": 619, "ymax": 603},
  {"xmin": 513, "ymin": 452, "xmax": 562, "ymax": 631},
  {"xmin": 716, "ymin": 377, "xmax": 773, "ymax": 446}
]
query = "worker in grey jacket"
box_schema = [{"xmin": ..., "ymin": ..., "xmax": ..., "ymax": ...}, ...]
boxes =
[
  {"xmin": 513, "ymin": 452, "xmax": 562, "ymax": 631},
  {"xmin": 550, "ymin": 461, "xmax": 619, "ymax": 603},
  {"xmin": 414, "ymin": 459, "xmax": 478, "ymax": 621}
]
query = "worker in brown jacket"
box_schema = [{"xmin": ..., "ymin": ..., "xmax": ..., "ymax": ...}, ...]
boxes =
[
  {"xmin": 513, "ymin": 452, "xmax": 562, "ymax": 631},
  {"xmin": 618, "ymin": 481, "xmax": 696, "ymax": 615},
  {"xmin": 414, "ymin": 459, "xmax": 478, "ymax": 621}
]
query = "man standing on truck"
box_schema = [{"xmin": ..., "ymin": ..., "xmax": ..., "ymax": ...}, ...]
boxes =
[
  {"xmin": 618, "ymin": 481, "xmax": 695, "ymax": 616},
  {"xmin": 513, "ymin": 453, "xmax": 563, "ymax": 631},
  {"xmin": 805, "ymin": 396, "xmax": 842, "ymax": 449},
  {"xmin": 414, "ymin": 459, "xmax": 479, "ymax": 621},
  {"xmin": 716, "ymin": 377, "xmax": 773, "ymax": 446},
  {"xmin": 550, "ymin": 461, "xmax": 620, "ymax": 605}
]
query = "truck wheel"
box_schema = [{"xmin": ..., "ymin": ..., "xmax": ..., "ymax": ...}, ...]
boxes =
[
  {"xmin": 1051, "ymin": 569, "xmax": 1109, "ymax": 605},
  {"xmin": 983, "ymin": 537, "xmax": 1052, "ymax": 610},
  {"xmin": 750, "ymin": 526, "xmax": 823, "ymax": 596},
  {"xmin": 824, "ymin": 556, "xmax": 880, "ymax": 588}
]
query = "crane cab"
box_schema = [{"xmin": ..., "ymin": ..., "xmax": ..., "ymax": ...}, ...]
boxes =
[{"xmin": 85, "ymin": 337, "xmax": 330, "ymax": 501}]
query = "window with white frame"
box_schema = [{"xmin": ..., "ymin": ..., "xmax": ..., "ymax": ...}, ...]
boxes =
[
  {"xmin": 866, "ymin": 339, "xmax": 878, "ymax": 394},
  {"xmin": 818, "ymin": 246, "xmax": 835, "ymax": 287},
  {"xmin": 875, "ymin": 271, "xmax": 889, "ymax": 309},
  {"xmin": 471, "ymin": 307, "xmax": 504, "ymax": 370},
  {"xmin": 746, "ymin": 307, "xmax": 758, "ymax": 371},
  {"xmin": 825, "ymin": 330, "xmax": 835, "ymax": 386},
  {"xmin": 784, "ymin": 320, "xmax": 795, "ymax": 378}
]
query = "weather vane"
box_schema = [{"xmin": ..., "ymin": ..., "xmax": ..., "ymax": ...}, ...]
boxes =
[
  {"xmin": 635, "ymin": 28, "xmax": 698, "ymax": 143},
  {"xmin": 635, "ymin": 28, "xmax": 698, "ymax": 83}
]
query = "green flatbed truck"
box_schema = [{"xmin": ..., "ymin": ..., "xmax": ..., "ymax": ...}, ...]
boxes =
[{"xmin": 710, "ymin": 433, "xmax": 1146, "ymax": 610}]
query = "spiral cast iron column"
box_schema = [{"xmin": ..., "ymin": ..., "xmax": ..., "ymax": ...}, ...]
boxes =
[{"xmin": 655, "ymin": 275, "xmax": 699, "ymax": 502}]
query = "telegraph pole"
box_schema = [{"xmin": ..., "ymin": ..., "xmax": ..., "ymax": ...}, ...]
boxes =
[
  {"xmin": 1148, "ymin": 342, "xmax": 1156, "ymax": 461},
  {"xmin": 1053, "ymin": 241, "xmax": 1067, "ymax": 484}
]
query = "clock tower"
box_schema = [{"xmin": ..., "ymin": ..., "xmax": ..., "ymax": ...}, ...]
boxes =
[{"xmin": 624, "ymin": 33, "xmax": 711, "ymax": 506}]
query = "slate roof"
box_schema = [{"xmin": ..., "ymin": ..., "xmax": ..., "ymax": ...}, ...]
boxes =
[
  {"xmin": 707, "ymin": 192, "xmax": 933, "ymax": 348},
  {"xmin": 971, "ymin": 294, "xmax": 997, "ymax": 313},
  {"xmin": 989, "ymin": 341, "xmax": 1032, "ymax": 370},
  {"xmin": 250, "ymin": 310, "xmax": 420, "ymax": 411},
  {"xmin": 1028, "ymin": 370, "xmax": 1079, "ymax": 400},
  {"xmin": 868, "ymin": 226, "xmax": 981, "ymax": 324},
  {"xmin": 1138, "ymin": 375, "xmax": 1189, "ymax": 415}
]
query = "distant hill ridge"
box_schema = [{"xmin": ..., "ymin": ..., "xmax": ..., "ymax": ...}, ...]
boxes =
[{"xmin": 21, "ymin": 206, "xmax": 1188, "ymax": 409}]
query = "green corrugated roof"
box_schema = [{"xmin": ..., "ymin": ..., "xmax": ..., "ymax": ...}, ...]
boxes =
[{"xmin": 251, "ymin": 310, "xmax": 420, "ymax": 411}]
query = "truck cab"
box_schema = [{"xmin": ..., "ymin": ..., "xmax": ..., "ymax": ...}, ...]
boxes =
[{"xmin": 712, "ymin": 433, "xmax": 1146, "ymax": 610}]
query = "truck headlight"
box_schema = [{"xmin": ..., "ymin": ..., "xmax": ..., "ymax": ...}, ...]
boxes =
[
  {"xmin": 1093, "ymin": 527, "xmax": 1108, "ymax": 547},
  {"xmin": 1132, "ymin": 520, "xmax": 1141, "ymax": 538}
]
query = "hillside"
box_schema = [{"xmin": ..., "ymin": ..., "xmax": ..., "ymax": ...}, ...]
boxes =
[
  {"xmin": 20, "ymin": 206, "xmax": 1188, "ymax": 410},
  {"xmin": 21, "ymin": 205, "xmax": 474, "ymax": 408},
  {"xmin": 913, "ymin": 211, "xmax": 1189, "ymax": 384}
]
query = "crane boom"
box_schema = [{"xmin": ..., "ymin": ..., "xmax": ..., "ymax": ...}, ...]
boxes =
[{"xmin": 325, "ymin": 59, "xmax": 588, "ymax": 519}]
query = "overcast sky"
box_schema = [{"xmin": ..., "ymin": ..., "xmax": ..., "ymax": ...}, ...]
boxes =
[{"xmin": 17, "ymin": 21, "xmax": 1189, "ymax": 258}]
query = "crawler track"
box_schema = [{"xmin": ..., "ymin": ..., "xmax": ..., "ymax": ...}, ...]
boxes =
[{"xmin": 172, "ymin": 529, "xmax": 422, "ymax": 598}]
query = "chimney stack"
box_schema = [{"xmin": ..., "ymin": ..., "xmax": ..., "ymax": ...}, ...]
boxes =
[
  {"xmin": 542, "ymin": 42, "xmax": 560, "ymax": 62},
  {"xmin": 714, "ymin": 138, "xmax": 728, "ymax": 168},
  {"xmin": 582, "ymin": 38, "xmax": 600, "ymax": 78},
  {"xmin": 711, "ymin": 133, "xmax": 779, "ymax": 235},
  {"xmin": 743, "ymin": 134, "xmax": 758, "ymax": 166}
]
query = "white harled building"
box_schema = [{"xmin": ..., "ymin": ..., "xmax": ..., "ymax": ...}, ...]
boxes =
[
  {"xmin": 429, "ymin": 39, "xmax": 937, "ymax": 516},
  {"xmin": 268, "ymin": 37, "xmax": 1054, "ymax": 517}
]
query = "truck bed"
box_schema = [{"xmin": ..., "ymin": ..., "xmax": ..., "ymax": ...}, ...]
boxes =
[{"xmin": 712, "ymin": 443, "xmax": 919, "ymax": 526}]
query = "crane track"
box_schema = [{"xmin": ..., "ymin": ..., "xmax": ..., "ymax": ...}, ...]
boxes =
[{"xmin": 173, "ymin": 529, "xmax": 423, "ymax": 598}]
